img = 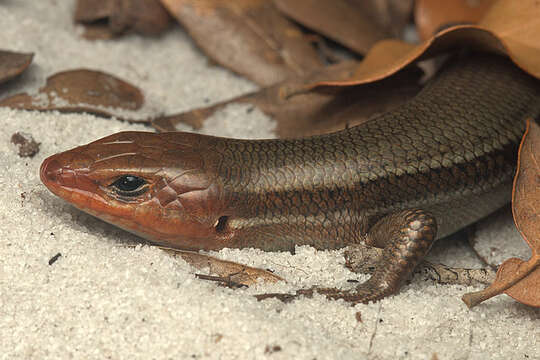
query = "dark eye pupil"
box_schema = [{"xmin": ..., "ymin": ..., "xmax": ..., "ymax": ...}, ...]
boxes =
[{"xmin": 112, "ymin": 175, "xmax": 145, "ymax": 192}]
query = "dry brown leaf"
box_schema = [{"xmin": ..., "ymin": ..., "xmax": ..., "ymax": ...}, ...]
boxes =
[
  {"xmin": 0, "ymin": 50, "xmax": 34, "ymax": 85},
  {"xmin": 365, "ymin": 0, "xmax": 415, "ymax": 38},
  {"xmin": 300, "ymin": 0, "xmax": 540, "ymax": 89},
  {"xmin": 0, "ymin": 69, "xmax": 146, "ymax": 121},
  {"xmin": 415, "ymin": 0, "xmax": 496, "ymax": 40},
  {"xmin": 478, "ymin": 0, "xmax": 540, "ymax": 78},
  {"xmin": 152, "ymin": 61, "xmax": 422, "ymax": 138},
  {"xmin": 160, "ymin": 248, "xmax": 283, "ymax": 286},
  {"xmin": 75, "ymin": 0, "xmax": 119, "ymax": 40},
  {"xmin": 462, "ymin": 120, "xmax": 540, "ymax": 308},
  {"xmin": 273, "ymin": 0, "xmax": 413, "ymax": 55},
  {"xmin": 78, "ymin": 25, "xmax": 118, "ymax": 40},
  {"xmin": 497, "ymin": 260, "xmax": 540, "ymax": 307},
  {"xmin": 75, "ymin": 0, "xmax": 114, "ymax": 21},
  {"xmin": 75, "ymin": 0, "xmax": 172, "ymax": 39},
  {"xmin": 160, "ymin": 0, "xmax": 323, "ymax": 86}
]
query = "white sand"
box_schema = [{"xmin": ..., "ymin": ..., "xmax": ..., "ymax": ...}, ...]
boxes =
[{"xmin": 1, "ymin": 1, "xmax": 538, "ymax": 359}]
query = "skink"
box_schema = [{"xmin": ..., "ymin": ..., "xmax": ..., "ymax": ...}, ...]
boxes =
[{"xmin": 40, "ymin": 54, "xmax": 540, "ymax": 302}]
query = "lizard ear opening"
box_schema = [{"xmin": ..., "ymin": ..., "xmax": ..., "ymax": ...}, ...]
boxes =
[{"xmin": 215, "ymin": 216, "xmax": 229, "ymax": 233}]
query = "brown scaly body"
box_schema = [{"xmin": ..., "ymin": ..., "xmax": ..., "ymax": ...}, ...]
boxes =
[{"xmin": 40, "ymin": 54, "xmax": 540, "ymax": 302}]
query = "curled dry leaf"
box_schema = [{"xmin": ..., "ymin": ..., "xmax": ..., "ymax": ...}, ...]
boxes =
[
  {"xmin": 75, "ymin": 0, "xmax": 172, "ymax": 39},
  {"xmin": 462, "ymin": 120, "xmax": 540, "ymax": 308},
  {"xmin": 273, "ymin": 0, "xmax": 413, "ymax": 55},
  {"xmin": 414, "ymin": 0, "xmax": 496, "ymax": 40},
  {"xmin": 0, "ymin": 69, "xmax": 146, "ymax": 122},
  {"xmin": 160, "ymin": 0, "xmax": 323, "ymax": 86},
  {"xmin": 160, "ymin": 248, "xmax": 283, "ymax": 286},
  {"xmin": 301, "ymin": 0, "xmax": 540, "ymax": 89},
  {"xmin": 0, "ymin": 50, "xmax": 34, "ymax": 85},
  {"xmin": 152, "ymin": 61, "xmax": 422, "ymax": 138}
]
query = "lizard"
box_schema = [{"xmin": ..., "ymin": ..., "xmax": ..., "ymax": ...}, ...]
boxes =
[{"xmin": 39, "ymin": 53, "xmax": 540, "ymax": 303}]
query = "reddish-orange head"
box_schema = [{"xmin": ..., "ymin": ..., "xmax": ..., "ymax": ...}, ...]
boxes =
[{"xmin": 40, "ymin": 131, "xmax": 235, "ymax": 250}]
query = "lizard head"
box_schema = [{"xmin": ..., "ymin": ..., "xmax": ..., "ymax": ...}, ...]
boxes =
[{"xmin": 40, "ymin": 131, "xmax": 236, "ymax": 250}]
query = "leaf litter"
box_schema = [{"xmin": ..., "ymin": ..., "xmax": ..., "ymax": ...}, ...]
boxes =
[
  {"xmin": 0, "ymin": 69, "xmax": 147, "ymax": 122},
  {"xmin": 74, "ymin": 0, "xmax": 172, "ymax": 39},
  {"xmin": 0, "ymin": 50, "xmax": 34, "ymax": 85}
]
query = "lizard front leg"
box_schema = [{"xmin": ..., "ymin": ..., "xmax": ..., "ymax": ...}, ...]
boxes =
[
  {"xmin": 256, "ymin": 209, "xmax": 437, "ymax": 304},
  {"xmin": 324, "ymin": 209, "xmax": 437, "ymax": 303}
]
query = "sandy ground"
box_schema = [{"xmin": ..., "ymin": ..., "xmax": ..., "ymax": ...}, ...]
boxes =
[{"xmin": 1, "ymin": 1, "xmax": 538, "ymax": 359}]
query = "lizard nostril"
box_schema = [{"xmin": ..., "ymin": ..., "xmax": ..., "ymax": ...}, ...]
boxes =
[{"xmin": 40, "ymin": 156, "xmax": 78, "ymax": 189}]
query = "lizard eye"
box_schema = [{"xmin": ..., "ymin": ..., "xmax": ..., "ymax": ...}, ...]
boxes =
[{"xmin": 110, "ymin": 175, "xmax": 148, "ymax": 196}]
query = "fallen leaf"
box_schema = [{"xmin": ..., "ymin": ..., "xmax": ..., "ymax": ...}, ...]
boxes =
[
  {"xmin": 160, "ymin": 248, "xmax": 283, "ymax": 286},
  {"xmin": 300, "ymin": 0, "xmax": 540, "ymax": 89},
  {"xmin": 78, "ymin": 25, "xmax": 117, "ymax": 40},
  {"xmin": 0, "ymin": 50, "xmax": 34, "ymax": 85},
  {"xmin": 74, "ymin": 0, "xmax": 118, "ymax": 40},
  {"xmin": 152, "ymin": 61, "xmax": 422, "ymax": 138},
  {"xmin": 75, "ymin": 0, "xmax": 113, "ymax": 21},
  {"xmin": 0, "ymin": 69, "xmax": 146, "ymax": 121},
  {"xmin": 462, "ymin": 120, "xmax": 540, "ymax": 308},
  {"xmin": 415, "ymin": 0, "xmax": 496, "ymax": 40},
  {"xmin": 498, "ymin": 260, "xmax": 540, "ymax": 307},
  {"xmin": 365, "ymin": 0, "xmax": 415, "ymax": 38},
  {"xmin": 478, "ymin": 0, "xmax": 540, "ymax": 78},
  {"xmin": 160, "ymin": 0, "xmax": 323, "ymax": 86},
  {"xmin": 273, "ymin": 0, "xmax": 413, "ymax": 55},
  {"xmin": 75, "ymin": 0, "xmax": 172, "ymax": 39},
  {"xmin": 501, "ymin": 119, "xmax": 540, "ymax": 306}
]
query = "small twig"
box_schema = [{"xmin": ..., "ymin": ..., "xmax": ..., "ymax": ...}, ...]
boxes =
[
  {"xmin": 48, "ymin": 252, "xmax": 62, "ymax": 265},
  {"xmin": 195, "ymin": 274, "xmax": 247, "ymax": 289}
]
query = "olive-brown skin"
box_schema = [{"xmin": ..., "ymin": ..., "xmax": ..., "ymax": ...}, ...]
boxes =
[{"xmin": 40, "ymin": 54, "xmax": 540, "ymax": 302}]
